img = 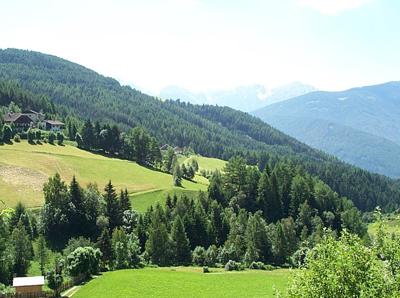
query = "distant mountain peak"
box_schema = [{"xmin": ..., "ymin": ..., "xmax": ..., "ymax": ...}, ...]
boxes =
[{"xmin": 159, "ymin": 82, "xmax": 316, "ymax": 112}]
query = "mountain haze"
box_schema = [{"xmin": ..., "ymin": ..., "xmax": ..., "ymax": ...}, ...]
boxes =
[
  {"xmin": 253, "ymin": 82, "xmax": 400, "ymax": 177},
  {"xmin": 160, "ymin": 82, "xmax": 316, "ymax": 112}
]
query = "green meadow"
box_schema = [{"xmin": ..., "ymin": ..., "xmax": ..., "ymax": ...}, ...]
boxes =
[
  {"xmin": 73, "ymin": 267, "xmax": 291, "ymax": 298},
  {"xmin": 180, "ymin": 155, "xmax": 227, "ymax": 172},
  {"xmin": 0, "ymin": 141, "xmax": 206, "ymax": 209}
]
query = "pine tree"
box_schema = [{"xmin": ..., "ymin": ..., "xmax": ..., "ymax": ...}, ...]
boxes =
[
  {"xmin": 145, "ymin": 215, "xmax": 173, "ymax": 266},
  {"xmin": 81, "ymin": 119, "xmax": 95, "ymax": 149},
  {"xmin": 11, "ymin": 220, "xmax": 33, "ymax": 276},
  {"xmin": 119, "ymin": 189, "xmax": 131, "ymax": 213},
  {"xmin": 104, "ymin": 181, "xmax": 121, "ymax": 231},
  {"xmin": 171, "ymin": 216, "xmax": 191, "ymax": 265},
  {"xmin": 36, "ymin": 234, "xmax": 48, "ymax": 275},
  {"xmin": 97, "ymin": 228, "xmax": 112, "ymax": 267},
  {"xmin": 69, "ymin": 176, "xmax": 85, "ymax": 236}
]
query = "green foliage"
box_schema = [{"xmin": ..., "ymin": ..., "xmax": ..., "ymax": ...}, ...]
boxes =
[
  {"xmin": 11, "ymin": 220, "xmax": 33, "ymax": 276},
  {"xmin": 0, "ymin": 48, "xmax": 398, "ymax": 213},
  {"xmin": 57, "ymin": 132, "xmax": 64, "ymax": 145},
  {"xmin": 36, "ymin": 234, "xmax": 49, "ymax": 275},
  {"xmin": 171, "ymin": 216, "xmax": 191, "ymax": 265},
  {"xmin": 224, "ymin": 260, "xmax": 243, "ymax": 271},
  {"xmin": 287, "ymin": 231, "xmax": 398, "ymax": 298},
  {"xmin": 192, "ymin": 246, "xmax": 206, "ymax": 266},
  {"xmin": 66, "ymin": 246, "xmax": 101, "ymax": 279},
  {"xmin": 47, "ymin": 256, "xmax": 64, "ymax": 297},
  {"xmin": 48, "ymin": 131, "xmax": 55, "ymax": 144}
]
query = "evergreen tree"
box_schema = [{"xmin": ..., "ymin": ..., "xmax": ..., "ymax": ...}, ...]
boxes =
[
  {"xmin": 11, "ymin": 220, "xmax": 33, "ymax": 276},
  {"xmin": 171, "ymin": 216, "xmax": 191, "ymax": 265},
  {"xmin": 119, "ymin": 189, "xmax": 131, "ymax": 213},
  {"xmin": 81, "ymin": 119, "xmax": 95, "ymax": 149},
  {"xmin": 69, "ymin": 176, "xmax": 85, "ymax": 237},
  {"xmin": 145, "ymin": 215, "xmax": 173, "ymax": 266},
  {"xmin": 97, "ymin": 228, "xmax": 112, "ymax": 267},
  {"xmin": 36, "ymin": 234, "xmax": 48, "ymax": 275},
  {"xmin": 104, "ymin": 181, "xmax": 121, "ymax": 231}
]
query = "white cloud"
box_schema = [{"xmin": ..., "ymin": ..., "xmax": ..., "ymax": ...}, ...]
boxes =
[{"xmin": 298, "ymin": 0, "xmax": 372, "ymax": 15}]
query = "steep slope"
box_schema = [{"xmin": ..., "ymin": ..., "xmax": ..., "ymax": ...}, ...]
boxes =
[
  {"xmin": 0, "ymin": 141, "xmax": 206, "ymax": 208},
  {"xmin": 253, "ymin": 82, "xmax": 400, "ymax": 177},
  {"xmin": 0, "ymin": 48, "xmax": 399, "ymax": 211}
]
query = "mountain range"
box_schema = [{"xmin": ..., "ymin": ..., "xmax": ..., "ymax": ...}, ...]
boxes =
[
  {"xmin": 159, "ymin": 82, "xmax": 316, "ymax": 112},
  {"xmin": 0, "ymin": 48, "xmax": 399, "ymax": 211},
  {"xmin": 252, "ymin": 82, "xmax": 400, "ymax": 177}
]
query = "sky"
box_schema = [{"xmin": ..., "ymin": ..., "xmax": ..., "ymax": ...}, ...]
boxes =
[{"xmin": 0, "ymin": 0, "xmax": 399, "ymax": 94}]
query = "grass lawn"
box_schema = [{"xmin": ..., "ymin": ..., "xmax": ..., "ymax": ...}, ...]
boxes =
[
  {"xmin": 180, "ymin": 155, "xmax": 227, "ymax": 172},
  {"xmin": 73, "ymin": 267, "xmax": 291, "ymax": 298},
  {"xmin": 130, "ymin": 188, "xmax": 204, "ymax": 213},
  {"xmin": 368, "ymin": 214, "xmax": 400, "ymax": 236},
  {"xmin": 0, "ymin": 141, "xmax": 206, "ymax": 209}
]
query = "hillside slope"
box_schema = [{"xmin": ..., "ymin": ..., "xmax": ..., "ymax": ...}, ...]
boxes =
[
  {"xmin": 253, "ymin": 82, "xmax": 400, "ymax": 177},
  {"xmin": 0, "ymin": 141, "xmax": 206, "ymax": 208},
  {"xmin": 0, "ymin": 48, "xmax": 399, "ymax": 211}
]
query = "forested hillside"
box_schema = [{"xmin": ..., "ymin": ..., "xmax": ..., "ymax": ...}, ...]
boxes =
[
  {"xmin": 1, "ymin": 48, "xmax": 400, "ymax": 212},
  {"xmin": 252, "ymin": 82, "xmax": 400, "ymax": 178}
]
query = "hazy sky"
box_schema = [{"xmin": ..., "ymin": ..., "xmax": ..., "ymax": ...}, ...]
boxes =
[{"xmin": 1, "ymin": 0, "xmax": 399, "ymax": 93}]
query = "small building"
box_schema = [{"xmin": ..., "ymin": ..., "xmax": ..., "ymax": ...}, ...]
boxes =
[
  {"xmin": 160, "ymin": 144, "xmax": 169, "ymax": 151},
  {"xmin": 13, "ymin": 276, "xmax": 45, "ymax": 295},
  {"xmin": 44, "ymin": 120, "xmax": 65, "ymax": 132},
  {"xmin": 173, "ymin": 146, "xmax": 184, "ymax": 154},
  {"xmin": 3, "ymin": 113, "xmax": 35, "ymax": 129},
  {"xmin": 22, "ymin": 109, "xmax": 45, "ymax": 123}
]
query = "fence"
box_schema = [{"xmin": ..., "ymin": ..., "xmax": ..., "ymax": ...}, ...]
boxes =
[
  {"xmin": 0, "ymin": 292, "xmax": 52, "ymax": 298},
  {"xmin": 0, "ymin": 275, "xmax": 85, "ymax": 298}
]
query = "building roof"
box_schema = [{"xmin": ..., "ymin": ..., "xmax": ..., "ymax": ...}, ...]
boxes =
[
  {"xmin": 13, "ymin": 276, "xmax": 45, "ymax": 287},
  {"xmin": 22, "ymin": 110, "xmax": 44, "ymax": 116},
  {"xmin": 45, "ymin": 120, "xmax": 64, "ymax": 125},
  {"xmin": 3, "ymin": 113, "xmax": 34, "ymax": 123}
]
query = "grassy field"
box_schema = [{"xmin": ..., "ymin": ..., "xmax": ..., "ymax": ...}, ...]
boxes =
[
  {"xmin": 180, "ymin": 155, "xmax": 227, "ymax": 172},
  {"xmin": 368, "ymin": 214, "xmax": 400, "ymax": 236},
  {"xmin": 0, "ymin": 141, "xmax": 206, "ymax": 209},
  {"xmin": 73, "ymin": 267, "xmax": 291, "ymax": 298}
]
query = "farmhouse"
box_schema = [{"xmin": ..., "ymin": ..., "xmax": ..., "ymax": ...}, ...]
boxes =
[
  {"xmin": 2, "ymin": 110, "xmax": 65, "ymax": 132},
  {"xmin": 3, "ymin": 113, "xmax": 34, "ymax": 129},
  {"xmin": 13, "ymin": 276, "xmax": 44, "ymax": 295},
  {"xmin": 44, "ymin": 120, "xmax": 65, "ymax": 132},
  {"xmin": 22, "ymin": 109, "xmax": 45, "ymax": 122}
]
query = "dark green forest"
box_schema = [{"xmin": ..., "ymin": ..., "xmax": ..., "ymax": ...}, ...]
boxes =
[{"xmin": 0, "ymin": 48, "xmax": 400, "ymax": 213}]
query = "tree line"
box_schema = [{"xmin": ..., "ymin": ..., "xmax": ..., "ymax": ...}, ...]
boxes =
[{"xmin": 1, "ymin": 49, "xmax": 399, "ymax": 213}]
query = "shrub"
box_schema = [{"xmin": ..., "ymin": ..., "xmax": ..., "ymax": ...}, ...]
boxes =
[
  {"xmin": 224, "ymin": 260, "xmax": 242, "ymax": 271},
  {"xmin": 205, "ymin": 245, "xmax": 218, "ymax": 267},
  {"xmin": 57, "ymin": 132, "xmax": 64, "ymax": 145},
  {"xmin": 48, "ymin": 132, "xmax": 56, "ymax": 144},
  {"xmin": 27, "ymin": 128, "xmax": 35, "ymax": 143},
  {"xmin": 66, "ymin": 246, "xmax": 102, "ymax": 279},
  {"xmin": 203, "ymin": 266, "xmax": 210, "ymax": 273},
  {"xmin": 249, "ymin": 261, "xmax": 266, "ymax": 270},
  {"xmin": 192, "ymin": 246, "xmax": 206, "ymax": 266},
  {"xmin": 13, "ymin": 134, "xmax": 20, "ymax": 142}
]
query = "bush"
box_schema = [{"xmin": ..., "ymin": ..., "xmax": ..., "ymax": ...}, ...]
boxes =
[
  {"xmin": 57, "ymin": 132, "xmax": 64, "ymax": 145},
  {"xmin": 66, "ymin": 246, "xmax": 102, "ymax": 279},
  {"xmin": 249, "ymin": 261, "xmax": 266, "ymax": 270},
  {"xmin": 203, "ymin": 266, "xmax": 210, "ymax": 273},
  {"xmin": 192, "ymin": 246, "xmax": 206, "ymax": 266},
  {"xmin": 13, "ymin": 134, "xmax": 20, "ymax": 142},
  {"xmin": 224, "ymin": 260, "xmax": 242, "ymax": 271},
  {"xmin": 48, "ymin": 132, "xmax": 56, "ymax": 144},
  {"xmin": 205, "ymin": 245, "xmax": 218, "ymax": 267},
  {"xmin": 27, "ymin": 128, "xmax": 36, "ymax": 143}
]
